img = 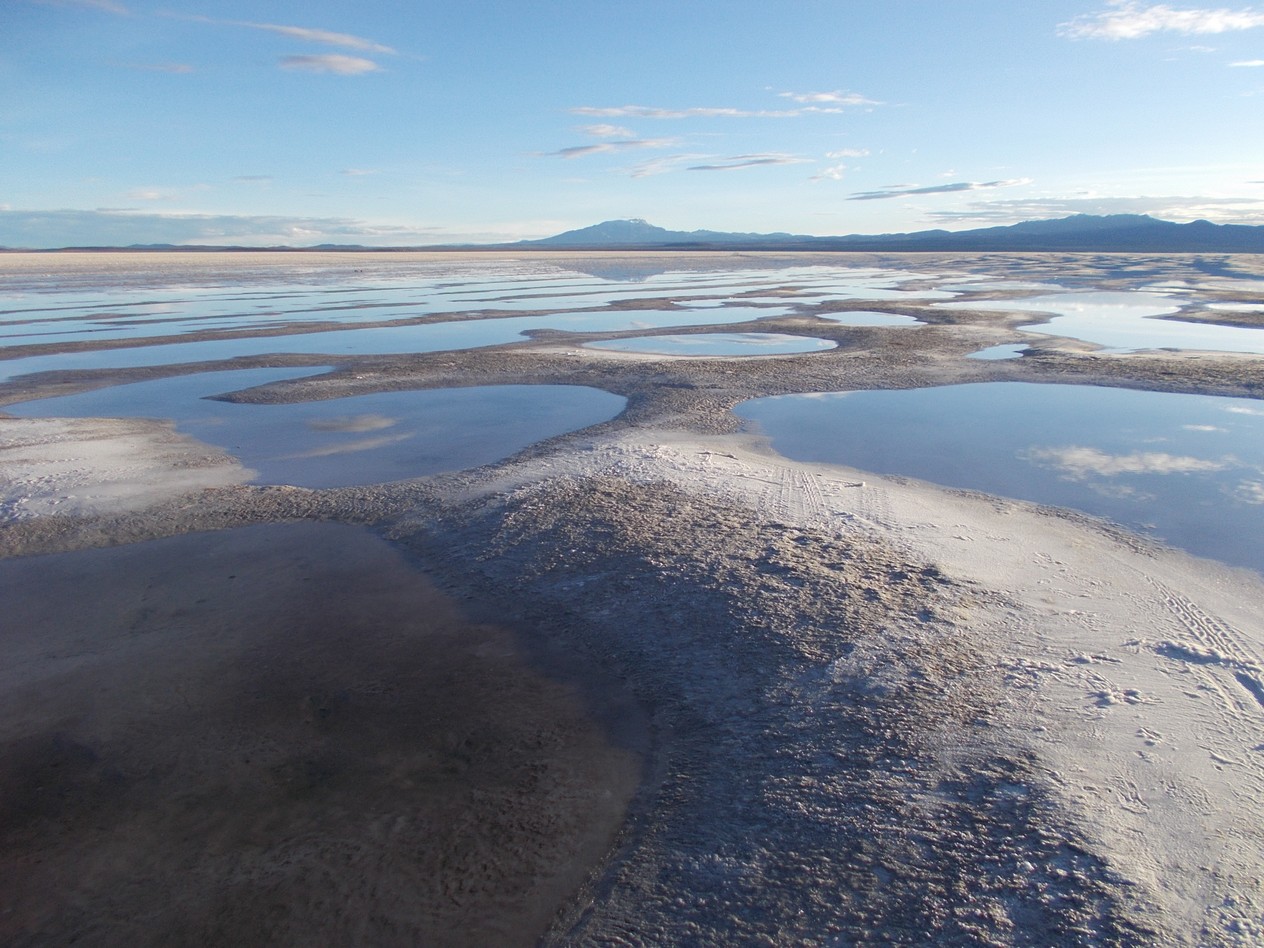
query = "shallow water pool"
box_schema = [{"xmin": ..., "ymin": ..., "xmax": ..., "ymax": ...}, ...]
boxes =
[
  {"xmin": 584, "ymin": 332, "xmax": 836, "ymax": 357},
  {"xmin": 9, "ymin": 369, "xmax": 625, "ymax": 487},
  {"xmin": 735, "ymin": 382, "xmax": 1264, "ymax": 573},
  {"xmin": 937, "ymin": 290, "xmax": 1264, "ymax": 354}
]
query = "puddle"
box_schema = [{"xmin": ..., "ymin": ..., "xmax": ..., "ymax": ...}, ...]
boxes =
[
  {"xmin": 0, "ymin": 306, "xmax": 793, "ymax": 382},
  {"xmin": 8, "ymin": 370, "xmax": 625, "ymax": 487},
  {"xmin": 1207, "ymin": 303, "xmax": 1264, "ymax": 313},
  {"xmin": 584, "ymin": 333, "xmax": 836, "ymax": 356},
  {"xmin": 818, "ymin": 311, "xmax": 924, "ymax": 328},
  {"xmin": 735, "ymin": 382, "xmax": 1264, "ymax": 573},
  {"xmin": 937, "ymin": 290, "xmax": 1264, "ymax": 354}
]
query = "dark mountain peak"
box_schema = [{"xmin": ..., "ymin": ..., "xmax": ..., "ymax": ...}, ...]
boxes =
[{"xmin": 538, "ymin": 219, "xmax": 677, "ymax": 246}]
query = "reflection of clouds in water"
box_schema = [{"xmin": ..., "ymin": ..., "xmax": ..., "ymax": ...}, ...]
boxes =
[
  {"xmin": 1022, "ymin": 445, "xmax": 1233, "ymax": 479},
  {"xmin": 284, "ymin": 432, "xmax": 413, "ymax": 458},
  {"xmin": 305, "ymin": 413, "xmax": 397, "ymax": 433},
  {"xmin": 1086, "ymin": 482, "xmax": 1156, "ymax": 503},
  {"xmin": 1233, "ymin": 481, "xmax": 1264, "ymax": 505},
  {"xmin": 1226, "ymin": 405, "xmax": 1264, "ymax": 416},
  {"xmin": 1183, "ymin": 424, "xmax": 1227, "ymax": 433}
]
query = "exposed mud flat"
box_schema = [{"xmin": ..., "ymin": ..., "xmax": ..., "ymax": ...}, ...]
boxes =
[{"xmin": 2, "ymin": 252, "xmax": 1264, "ymax": 945}]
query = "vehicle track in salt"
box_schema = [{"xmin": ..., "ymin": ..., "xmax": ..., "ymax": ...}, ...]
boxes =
[{"xmin": 1143, "ymin": 575, "xmax": 1264, "ymax": 714}]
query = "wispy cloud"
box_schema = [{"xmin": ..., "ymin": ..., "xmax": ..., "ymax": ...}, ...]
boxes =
[
  {"xmin": 1234, "ymin": 480, "xmax": 1264, "ymax": 503},
  {"xmin": 827, "ymin": 148, "xmax": 870, "ymax": 158},
  {"xmin": 280, "ymin": 54, "xmax": 380, "ymax": 75},
  {"xmin": 580, "ymin": 124, "xmax": 636, "ymax": 138},
  {"xmin": 1231, "ymin": 57, "xmax": 1264, "ymax": 64},
  {"xmin": 848, "ymin": 179, "xmax": 1030, "ymax": 201},
  {"xmin": 178, "ymin": 15, "xmax": 396, "ymax": 54},
  {"xmin": 0, "ymin": 209, "xmax": 558, "ymax": 248},
  {"xmin": 778, "ymin": 90, "xmax": 880, "ymax": 107},
  {"xmin": 234, "ymin": 175, "xmax": 273, "ymax": 183},
  {"xmin": 1023, "ymin": 445, "xmax": 1233, "ymax": 477},
  {"xmin": 126, "ymin": 188, "xmax": 177, "ymax": 201},
  {"xmin": 687, "ymin": 153, "xmax": 812, "ymax": 172},
  {"xmin": 571, "ymin": 104, "xmax": 855, "ymax": 119},
  {"xmin": 1060, "ymin": 2, "xmax": 1264, "ymax": 40},
  {"xmin": 926, "ymin": 193, "xmax": 1264, "ymax": 225},
  {"xmin": 30, "ymin": 0, "xmax": 129, "ymax": 14},
  {"xmin": 626, "ymin": 155, "xmax": 708, "ymax": 178},
  {"xmin": 340, "ymin": 168, "xmax": 380, "ymax": 176},
  {"xmin": 811, "ymin": 164, "xmax": 849, "ymax": 182},
  {"xmin": 237, "ymin": 22, "xmax": 396, "ymax": 54},
  {"xmin": 546, "ymin": 139, "xmax": 676, "ymax": 159}
]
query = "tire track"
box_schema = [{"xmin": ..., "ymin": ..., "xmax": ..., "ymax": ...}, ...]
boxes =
[{"xmin": 1144, "ymin": 575, "xmax": 1264, "ymax": 712}]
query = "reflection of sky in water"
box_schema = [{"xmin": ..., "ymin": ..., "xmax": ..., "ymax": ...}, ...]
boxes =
[
  {"xmin": 735, "ymin": 382, "xmax": 1264, "ymax": 574},
  {"xmin": 1207, "ymin": 303, "xmax": 1264, "ymax": 313},
  {"xmin": 8, "ymin": 368, "xmax": 625, "ymax": 488},
  {"xmin": 585, "ymin": 333, "xmax": 836, "ymax": 356},
  {"xmin": 968, "ymin": 344, "xmax": 1026, "ymax": 361},
  {"xmin": 0, "ymin": 264, "xmax": 955, "ymax": 345},
  {"xmin": 938, "ymin": 290, "xmax": 1264, "ymax": 353},
  {"xmin": 818, "ymin": 311, "xmax": 924, "ymax": 327},
  {"xmin": 0, "ymin": 306, "xmax": 791, "ymax": 382}
]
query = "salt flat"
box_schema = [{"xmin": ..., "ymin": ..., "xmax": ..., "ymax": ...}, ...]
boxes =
[{"xmin": 2, "ymin": 251, "xmax": 1263, "ymax": 945}]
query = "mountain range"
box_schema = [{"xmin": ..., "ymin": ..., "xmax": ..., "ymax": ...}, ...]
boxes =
[
  {"xmin": 11, "ymin": 214, "xmax": 1264, "ymax": 254},
  {"xmin": 516, "ymin": 215, "xmax": 1264, "ymax": 253}
]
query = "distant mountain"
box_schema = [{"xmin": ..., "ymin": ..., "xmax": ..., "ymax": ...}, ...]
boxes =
[
  {"xmin": 518, "ymin": 214, "xmax": 1264, "ymax": 253},
  {"xmin": 8, "ymin": 214, "xmax": 1262, "ymax": 254},
  {"xmin": 531, "ymin": 218, "xmax": 790, "ymax": 247}
]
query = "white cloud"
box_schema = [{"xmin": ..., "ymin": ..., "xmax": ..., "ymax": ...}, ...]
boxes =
[
  {"xmin": 570, "ymin": 104, "xmax": 852, "ymax": 119},
  {"xmin": 826, "ymin": 148, "xmax": 870, "ymax": 158},
  {"xmin": 1231, "ymin": 58, "xmax": 1264, "ymax": 64},
  {"xmin": 280, "ymin": 54, "xmax": 380, "ymax": 75},
  {"xmin": 1234, "ymin": 479, "xmax": 1264, "ymax": 503},
  {"xmin": 178, "ymin": 15, "xmax": 396, "ymax": 54},
  {"xmin": 580, "ymin": 124, "xmax": 636, "ymax": 138},
  {"xmin": 1023, "ymin": 444, "xmax": 1232, "ymax": 477},
  {"xmin": 926, "ymin": 193, "xmax": 1264, "ymax": 225},
  {"xmin": 848, "ymin": 179, "xmax": 1031, "ymax": 201},
  {"xmin": 340, "ymin": 168, "xmax": 379, "ymax": 176},
  {"xmin": 778, "ymin": 90, "xmax": 880, "ymax": 107},
  {"xmin": 626, "ymin": 155, "xmax": 709, "ymax": 178},
  {"xmin": 1060, "ymin": 2, "xmax": 1264, "ymax": 40},
  {"xmin": 546, "ymin": 139, "xmax": 676, "ymax": 159},
  {"xmin": 30, "ymin": 0, "xmax": 129, "ymax": 13},
  {"xmin": 811, "ymin": 164, "xmax": 848, "ymax": 182},
  {"xmin": 125, "ymin": 188, "xmax": 177, "ymax": 201},
  {"xmin": 0, "ymin": 208, "xmax": 460, "ymax": 248},
  {"xmin": 241, "ymin": 22, "xmax": 396, "ymax": 54},
  {"xmin": 687, "ymin": 153, "xmax": 812, "ymax": 172}
]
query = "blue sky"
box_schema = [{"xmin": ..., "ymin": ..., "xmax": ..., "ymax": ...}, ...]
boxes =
[{"xmin": 3, "ymin": 0, "xmax": 1264, "ymax": 246}]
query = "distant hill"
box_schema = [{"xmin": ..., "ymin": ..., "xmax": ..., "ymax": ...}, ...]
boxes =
[
  {"xmin": 6, "ymin": 214, "xmax": 1262, "ymax": 254},
  {"xmin": 529, "ymin": 218, "xmax": 794, "ymax": 248},
  {"xmin": 519, "ymin": 214, "xmax": 1264, "ymax": 253}
]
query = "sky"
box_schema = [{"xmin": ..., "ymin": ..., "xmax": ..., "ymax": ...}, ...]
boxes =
[{"xmin": 3, "ymin": 0, "xmax": 1264, "ymax": 247}]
